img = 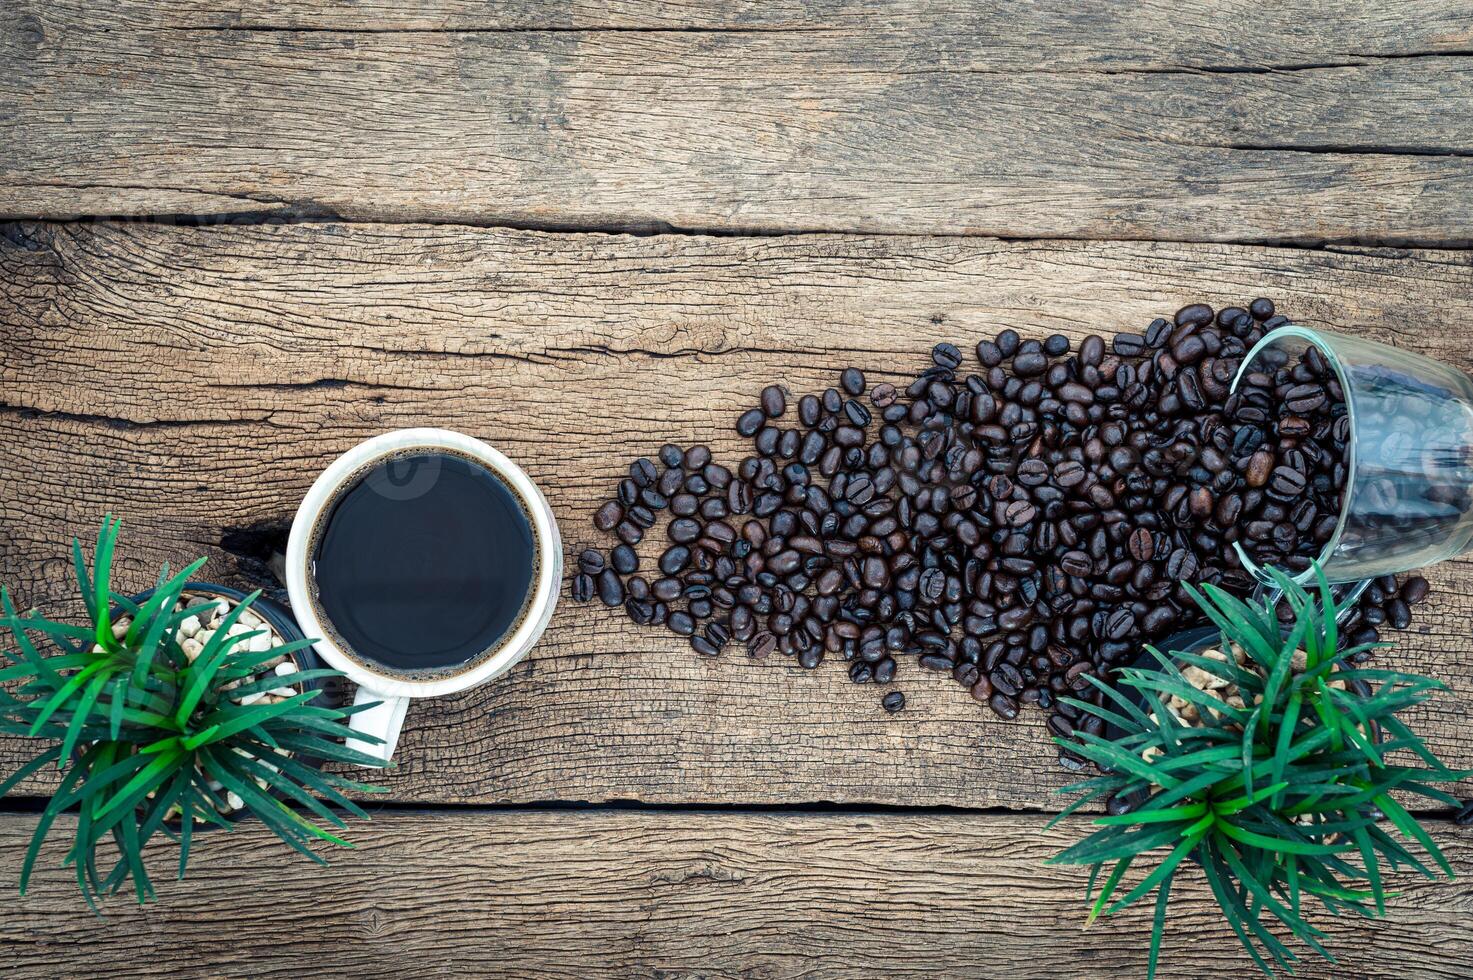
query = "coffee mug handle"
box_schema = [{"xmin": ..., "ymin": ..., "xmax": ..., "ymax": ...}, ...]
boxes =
[{"xmin": 349, "ymin": 687, "xmax": 409, "ymax": 765}]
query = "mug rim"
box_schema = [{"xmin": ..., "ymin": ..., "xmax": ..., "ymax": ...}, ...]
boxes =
[{"xmin": 284, "ymin": 427, "xmax": 562, "ymax": 699}]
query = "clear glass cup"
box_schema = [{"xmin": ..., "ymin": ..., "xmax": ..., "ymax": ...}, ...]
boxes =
[{"xmin": 1230, "ymin": 326, "xmax": 1473, "ymax": 586}]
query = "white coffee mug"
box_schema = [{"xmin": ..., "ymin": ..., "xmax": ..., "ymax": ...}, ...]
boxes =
[{"xmin": 285, "ymin": 428, "xmax": 561, "ymax": 763}]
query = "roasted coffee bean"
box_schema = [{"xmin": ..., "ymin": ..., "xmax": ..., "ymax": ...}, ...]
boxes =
[
  {"xmin": 660, "ymin": 546, "xmax": 690, "ymax": 575},
  {"xmin": 578, "ymin": 548, "xmax": 606, "ymax": 575},
  {"xmin": 760, "ymin": 385, "xmax": 787, "ymax": 418},
  {"xmin": 1269, "ymin": 466, "xmax": 1307, "ymax": 497},
  {"xmin": 626, "ymin": 599, "xmax": 654, "ymax": 625},
  {"xmin": 749, "ymin": 630, "xmax": 777, "ymax": 658},
  {"xmin": 571, "ymin": 574, "xmax": 595, "ymax": 602},
  {"xmin": 933, "ymin": 342, "xmax": 962, "ymax": 369},
  {"xmin": 1171, "ymin": 334, "xmax": 1205, "ymax": 365},
  {"xmin": 1060, "ymin": 551, "xmax": 1092, "ymax": 577},
  {"xmin": 594, "ymin": 501, "xmax": 623, "ymax": 532},
  {"xmin": 1402, "ymin": 576, "xmax": 1430, "ymax": 604},
  {"xmin": 630, "ymin": 457, "xmax": 658, "ymax": 487},
  {"xmin": 841, "ymin": 367, "xmax": 866, "ymax": 396},
  {"xmin": 1386, "ymin": 598, "xmax": 1412, "ymax": 629},
  {"xmin": 1189, "ymin": 486, "xmax": 1214, "ymax": 519},
  {"xmin": 1054, "ymin": 460, "xmax": 1087, "ymax": 488},
  {"xmin": 989, "ymin": 664, "xmax": 1022, "ymax": 697},
  {"xmin": 989, "ymin": 694, "xmax": 1019, "ymax": 720},
  {"xmin": 1245, "ymin": 451, "xmax": 1274, "ymax": 488},
  {"xmin": 669, "ymin": 518, "xmax": 702, "ymax": 543},
  {"xmin": 736, "ymin": 408, "xmax": 766, "ymax": 437},
  {"xmin": 862, "ymin": 556, "xmax": 889, "ymax": 589},
  {"xmin": 727, "ymin": 481, "xmax": 753, "ymax": 514},
  {"xmin": 1104, "ymin": 608, "xmax": 1136, "ymax": 640},
  {"xmin": 1013, "ymin": 350, "xmax": 1048, "ymax": 376},
  {"xmin": 1216, "ymin": 493, "xmax": 1243, "ymax": 526},
  {"xmin": 1004, "ymin": 500, "xmax": 1037, "ymax": 527},
  {"xmin": 1127, "ymin": 528, "xmax": 1154, "ymax": 562},
  {"xmin": 730, "ymin": 606, "xmax": 755, "ymax": 641},
  {"xmin": 1175, "ymin": 303, "xmax": 1213, "ymax": 327},
  {"xmin": 1165, "ymin": 549, "xmax": 1199, "ymax": 581},
  {"xmin": 611, "ymin": 544, "xmax": 639, "ymax": 574},
  {"xmin": 1016, "ymin": 459, "xmax": 1049, "ymax": 486},
  {"xmin": 881, "ymin": 690, "xmax": 906, "ymax": 712},
  {"xmin": 596, "ymin": 569, "xmax": 625, "ymax": 606},
  {"xmin": 793, "ymin": 394, "xmax": 820, "ymax": 428},
  {"xmin": 1283, "ymin": 383, "xmax": 1326, "ymax": 414},
  {"xmin": 1112, "ymin": 333, "xmax": 1144, "ymax": 356}
]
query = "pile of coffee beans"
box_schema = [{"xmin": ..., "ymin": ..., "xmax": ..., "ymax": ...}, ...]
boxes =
[
  {"xmin": 1231, "ymin": 340, "xmax": 1348, "ymax": 576},
  {"xmin": 1336, "ymin": 573, "xmax": 1428, "ymax": 641},
  {"xmin": 571, "ymin": 299, "xmax": 1432, "ymax": 766}
]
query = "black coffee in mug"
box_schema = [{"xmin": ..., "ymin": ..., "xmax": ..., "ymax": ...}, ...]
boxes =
[{"xmin": 306, "ymin": 450, "xmax": 540, "ymax": 679}]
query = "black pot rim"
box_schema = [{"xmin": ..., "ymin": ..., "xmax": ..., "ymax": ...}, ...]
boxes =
[{"xmin": 1101, "ymin": 626, "xmax": 1217, "ymax": 743}]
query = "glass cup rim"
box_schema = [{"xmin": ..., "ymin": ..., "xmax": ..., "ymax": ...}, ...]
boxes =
[{"xmin": 1228, "ymin": 324, "xmax": 1357, "ymax": 586}]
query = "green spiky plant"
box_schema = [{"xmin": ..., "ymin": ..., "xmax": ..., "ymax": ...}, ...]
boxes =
[
  {"xmin": 1048, "ymin": 564, "xmax": 1469, "ymax": 978},
  {"xmin": 0, "ymin": 516, "xmax": 387, "ymax": 907}
]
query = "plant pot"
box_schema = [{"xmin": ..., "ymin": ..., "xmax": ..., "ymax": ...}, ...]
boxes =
[
  {"xmin": 113, "ymin": 582, "xmax": 333, "ymax": 828},
  {"xmin": 1102, "ymin": 625, "xmax": 1379, "ymax": 812},
  {"xmin": 122, "ymin": 581, "xmax": 330, "ymax": 700},
  {"xmin": 1106, "ymin": 625, "xmax": 1377, "ymax": 738}
]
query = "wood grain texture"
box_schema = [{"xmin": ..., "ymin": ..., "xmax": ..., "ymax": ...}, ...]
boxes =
[
  {"xmin": 19, "ymin": 0, "xmax": 1473, "ymax": 40},
  {"xmin": 3, "ymin": 2, "xmax": 1472, "ymax": 241},
  {"xmin": 2, "ymin": 221, "xmax": 1472, "ymax": 808},
  {"xmin": 1, "ymin": 808, "xmax": 1470, "ymax": 979}
]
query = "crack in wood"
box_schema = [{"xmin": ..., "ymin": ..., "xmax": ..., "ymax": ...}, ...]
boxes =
[
  {"xmin": 217, "ymin": 517, "xmax": 293, "ymax": 605},
  {"xmin": 1220, "ymin": 142, "xmax": 1473, "ymax": 160},
  {"xmin": 0, "ymin": 401, "xmax": 274, "ymax": 431},
  {"xmin": 6, "ymin": 218, "xmax": 1473, "ymax": 253},
  {"xmin": 175, "ymin": 24, "xmax": 839, "ymax": 36}
]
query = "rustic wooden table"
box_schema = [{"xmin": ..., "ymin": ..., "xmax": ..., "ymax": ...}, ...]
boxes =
[{"xmin": 3, "ymin": 2, "xmax": 1473, "ymax": 976}]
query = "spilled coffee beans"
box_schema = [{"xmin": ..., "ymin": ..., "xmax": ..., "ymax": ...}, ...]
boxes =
[{"xmin": 572, "ymin": 300, "xmax": 1431, "ymax": 763}]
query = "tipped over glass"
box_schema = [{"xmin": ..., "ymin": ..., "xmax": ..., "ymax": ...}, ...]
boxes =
[{"xmin": 1231, "ymin": 326, "xmax": 1473, "ymax": 587}]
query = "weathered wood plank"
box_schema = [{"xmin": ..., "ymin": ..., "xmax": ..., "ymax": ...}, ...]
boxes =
[
  {"xmin": 2, "ymin": 222, "xmax": 1472, "ymax": 808},
  {"xmin": 19, "ymin": 0, "xmax": 1473, "ymax": 48},
  {"xmin": 2, "ymin": 809, "xmax": 1470, "ymax": 979},
  {"xmin": 3, "ymin": 3, "xmax": 1471, "ymax": 240}
]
